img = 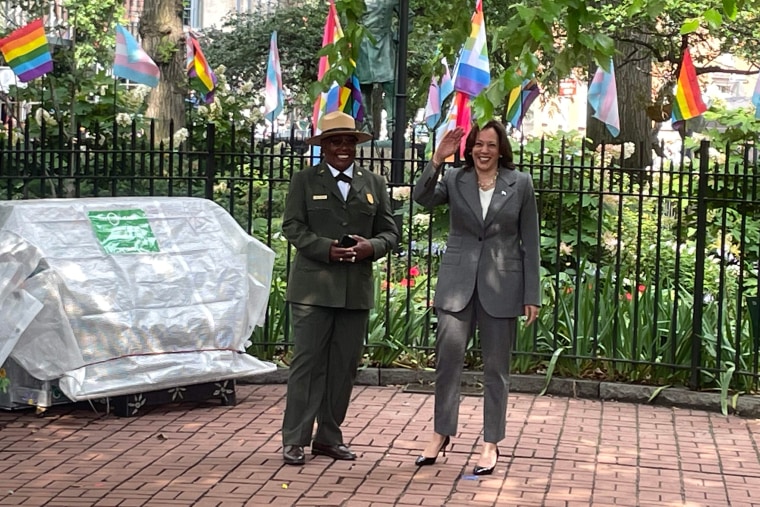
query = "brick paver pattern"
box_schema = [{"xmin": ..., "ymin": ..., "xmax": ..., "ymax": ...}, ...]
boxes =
[{"xmin": 1, "ymin": 385, "xmax": 760, "ymax": 506}]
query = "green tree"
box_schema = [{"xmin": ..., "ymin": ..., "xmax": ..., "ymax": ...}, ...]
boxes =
[
  {"xmin": 139, "ymin": 0, "xmax": 186, "ymax": 139},
  {"xmin": 327, "ymin": 0, "xmax": 760, "ymax": 147},
  {"xmin": 582, "ymin": 0, "xmax": 760, "ymax": 166}
]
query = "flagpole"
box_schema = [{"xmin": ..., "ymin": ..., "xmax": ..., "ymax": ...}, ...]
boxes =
[
  {"xmin": 674, "ymin": 34, "xmax": 689, "ymax": 141},
  {"xmin": 11, "ymin": 74, "xmax": 20, "ymax": 137},
  {"xmin": 390, "ymin": 0, "xmax": 409, "ymax": 183}
]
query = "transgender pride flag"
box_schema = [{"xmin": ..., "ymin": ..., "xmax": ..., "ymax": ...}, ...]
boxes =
[
  {"xmin": 113, "ymin": 24, "xmax": 160, "ymax": 88},
  {"xmin": 587, "ymin": 60, "xmax": 620, "ymax": 137},
  {"xmin": 263, "ymin": 31, "xmax": 283, "ymax": 122},
  {"xmin": 439, "ymin": 58, "xmax": 454, "ymax": 106},
  {"xmin": 423, "ymin": 75, "xmax": 440, "ymax": 129}
]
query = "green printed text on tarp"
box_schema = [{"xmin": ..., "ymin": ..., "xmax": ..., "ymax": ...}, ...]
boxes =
[{"xmin": 88, "ymin": 209, "xmax": 160, "ymax": 254}]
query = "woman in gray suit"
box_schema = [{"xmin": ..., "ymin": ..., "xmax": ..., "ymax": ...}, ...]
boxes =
[{"xmin": 412, "ymin": 121, "xmax": 541, "ymax": 476}]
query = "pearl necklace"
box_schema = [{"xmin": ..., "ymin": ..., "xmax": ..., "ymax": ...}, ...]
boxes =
[{"xmin": 477, "ymin": 174, "xmax": 497, "ymax": 191}]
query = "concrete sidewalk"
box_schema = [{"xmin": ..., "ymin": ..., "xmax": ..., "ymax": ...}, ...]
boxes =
[{"xmin": 1, "ymin": 384, "xmax": 759, "ymax": 506}]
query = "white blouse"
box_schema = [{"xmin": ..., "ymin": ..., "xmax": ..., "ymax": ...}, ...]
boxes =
[{"xmin": 479, "ymin": 187, "xmax": 494, "ymax": 220}]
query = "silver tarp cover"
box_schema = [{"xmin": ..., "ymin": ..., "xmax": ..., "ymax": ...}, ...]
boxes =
[{"xmin": 0, "ymin": 197, "xmax": 276, "ymax": 400}]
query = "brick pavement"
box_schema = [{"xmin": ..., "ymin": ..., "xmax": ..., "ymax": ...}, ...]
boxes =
[{"xmin": 1, "ymin": 384, "xmax": 759, "ymax": 506}]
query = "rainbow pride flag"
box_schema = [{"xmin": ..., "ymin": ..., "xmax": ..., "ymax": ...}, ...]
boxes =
[
  {"xmin": 0, "ymin": 18, "xmax": 53, "ymax": 82},
  {"xmin": 113, "ymin": 24, "xmax": 160, "ymax": 88},
  {"xmin": 672, "ymin": 48, "xmax": 707, "ymax": 123},
  {"xmin": 436, "ymin": 0, "xmax": 489, "ymax": 155},
  {"xmin": 186, "ymin": 34, "xmax": 217, "ymax": 104},
  {"xmin": 452, "ymin": 0, "xmax": 490, "ymax": 98},
  {"xmin": 341, "ymin": 73, "xmax": 363, "ymax": 121},
  {"xmin": 506, "ymin": 79, "xmax": 539, "ymax": 130},
  {"xmin": 312, "ymin": 0, "xmax": 363, "ymax": 134}
]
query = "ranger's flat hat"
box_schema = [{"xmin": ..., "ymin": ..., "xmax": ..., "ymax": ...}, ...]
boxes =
[{"xmin": 306, "ymin": 111, "xmax": 373, "ymax": 145}]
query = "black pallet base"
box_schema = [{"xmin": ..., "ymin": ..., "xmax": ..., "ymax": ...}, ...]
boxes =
[{"xmin": 107, "ymin": 379, "xmax": 237, "ymax": 417}]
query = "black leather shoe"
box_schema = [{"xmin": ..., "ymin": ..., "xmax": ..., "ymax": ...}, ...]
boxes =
[
  {"xmin": 311, "ymin": 442, "xmax": 357, "ymax": 461},
  {"xmin": 473, "ymin": 447, "xmax": 500, "ymax": 476},
  {"xmin": 282, "ymin": 445, "xmax": 305, "ymax": 466},
  {"xmin": 415, "ymin": 435, "xmax": 451, "ymax": 466}
]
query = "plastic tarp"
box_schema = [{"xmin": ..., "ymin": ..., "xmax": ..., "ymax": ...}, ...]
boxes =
[{"xmin": 0, "ymin": 197, "xmax": 276, "ymax": 400}]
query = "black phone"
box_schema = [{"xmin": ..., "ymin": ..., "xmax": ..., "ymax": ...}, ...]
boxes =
[{"xmin": 338, "ymin": 234, "xmax": 358, "ymax": 247}]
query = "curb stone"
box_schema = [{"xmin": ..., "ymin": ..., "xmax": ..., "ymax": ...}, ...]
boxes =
[{"xmin": 241, "ymin": 367, "xmax": 760, "ymax": 418}]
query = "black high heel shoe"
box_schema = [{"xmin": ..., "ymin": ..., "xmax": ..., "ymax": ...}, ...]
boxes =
[
  {"xmin": 415, "ymin": 435, "xmax": 451, "ymax": 466},
  {"xmin": 473, "ymin": 447, "xmax": 500, "ymax": 476}
]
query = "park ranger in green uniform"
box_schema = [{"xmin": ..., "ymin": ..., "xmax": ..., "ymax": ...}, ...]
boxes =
[{"xmin": 280, "ymin": 111, "xmax": 399, "ymax": 466}]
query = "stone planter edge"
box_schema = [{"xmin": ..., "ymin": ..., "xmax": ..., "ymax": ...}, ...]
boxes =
[{"xmin": 240, "ymin": 367, "xmax": 760, "ymax": 418}]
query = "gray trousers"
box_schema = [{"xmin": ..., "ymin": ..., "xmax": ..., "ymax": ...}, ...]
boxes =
[
  {"xmin": 281, "ymin": 303, "xmax": 368, "ymax": 447},
  {"xmin": 434, "ymin": 294, "xmax": 516, "ymax": 443}
]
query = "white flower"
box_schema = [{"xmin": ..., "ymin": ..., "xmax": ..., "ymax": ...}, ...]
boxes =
[
  {"xmin": 33, "ymin": 108, "xmax": 57, "ymax": 127},
  {"xmin": 33, "ymin": 108, "xmax": 45, "ymax": 126},
  {"xmin": 132, "ymin": 85, "xmax": 152, "ymax": 101},
  {"xmin": 172, "ymin": 128, "xmax": 189, "ymax": 145},
  {"xmin": 197, "ymin": 105, "xmax": 208, "ymax": 116},
  {"xmin": 391, "ymin": 186, "xmax": 410, "ymax": 201},
  {"xmin": 115, "ymin": 113, "xmax": 132, "ymax": 128},
  {"xmin": 225, "ymin": 95, "xmax": 236, "ymax": 105},
  {"xmin": 411, "ymin": 213, "xmax": 429, "ymax": 226},
  {"xmin": 240, "ymin": 81, "xmax": 254, "ymax": 94},
  {"xmin": 602, "ymin": 232, "xmax": 619, "ymax": 252}
]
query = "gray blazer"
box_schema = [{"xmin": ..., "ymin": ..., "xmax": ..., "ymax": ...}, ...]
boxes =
[
  {"xmin": 413, "ymin": 161, "xmax": 541, "ymax": 318},
  {"xmin": 282, "ymin": 162, "xmax": 398, "ymax": 309}
]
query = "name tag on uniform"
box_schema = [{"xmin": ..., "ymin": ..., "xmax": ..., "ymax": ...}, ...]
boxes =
[
  {"xmin": 366, "ymin": 193, "xmax": 374, "ymax": 204},
  {"xmin": 313, "ymin": 194, "xmax": 328, "ymax": 200}
]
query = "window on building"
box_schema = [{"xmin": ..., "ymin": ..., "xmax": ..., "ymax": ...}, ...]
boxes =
[{"xmin": 183, "ymin": 0, "xmax": 201, "ymax": 29}]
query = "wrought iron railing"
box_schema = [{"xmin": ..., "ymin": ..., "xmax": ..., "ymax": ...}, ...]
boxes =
[{"xmin": 1, "ymin": 120, "xmax": 758, "ymax": 391}]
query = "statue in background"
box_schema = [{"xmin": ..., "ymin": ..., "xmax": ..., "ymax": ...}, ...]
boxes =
[{"xmin": 355, "ymin": 0, "xmax": 401, "ymax": 140}]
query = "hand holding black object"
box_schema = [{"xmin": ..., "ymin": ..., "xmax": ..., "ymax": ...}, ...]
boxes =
[{"xmin": 338, "ymin": 234, "xmax": 358, "ymax": 247}]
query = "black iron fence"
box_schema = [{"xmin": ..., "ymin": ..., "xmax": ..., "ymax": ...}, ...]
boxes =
[{"xmin": 1, "ymin": 120, "xmax": 758, "ymax": 392}]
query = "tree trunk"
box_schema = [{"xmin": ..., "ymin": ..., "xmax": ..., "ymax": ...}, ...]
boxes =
[
  {"xmin": 587, "ymin": 38, "xmax": 653, "ymax": 173},
  {"xmin": 140, "ymin": 0, "xmax": 186, "ymax": 141}
]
